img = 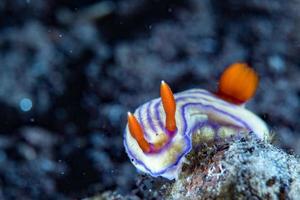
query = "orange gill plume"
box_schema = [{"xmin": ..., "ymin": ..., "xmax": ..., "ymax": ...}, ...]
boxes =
[
  {"xmin": 160, "ymin": 81, "xmax": 177, "ymax": 132},
  {"xmin": 127, "ymin": 112, "xmax": 151, "ymax": 153},
  {"xmin": 217, "ymin": 62, "xmax": 259, "ymax": 104}
]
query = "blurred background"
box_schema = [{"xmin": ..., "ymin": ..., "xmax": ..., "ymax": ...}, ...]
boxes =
[{"xmin": 0, "ymin": 0, "xmax": 300, "ymax": 199}]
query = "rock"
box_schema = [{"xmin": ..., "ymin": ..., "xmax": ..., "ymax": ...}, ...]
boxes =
[
  {"xmin": 133, "ymin": 135, "xmax": 300, "ymax": 199},
  {"xmin": 84, "ymin": 191, "xmax": 140, "ymax": 200}
]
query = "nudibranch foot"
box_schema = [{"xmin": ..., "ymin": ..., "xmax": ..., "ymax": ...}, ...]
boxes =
[{"xmin": 124, "ymin": 63, "xmax": 269, "ymax": 180}]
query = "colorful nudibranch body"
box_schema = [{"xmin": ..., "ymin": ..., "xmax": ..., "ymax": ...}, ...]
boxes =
[{"xmin": 124, "ymin": 63, "xmax": 269, "ymax": 180}]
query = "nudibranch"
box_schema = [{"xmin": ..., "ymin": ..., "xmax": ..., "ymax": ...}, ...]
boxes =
[{"xmin": 124, "ymin": 63, "xmax": 269, "ymax": 180}]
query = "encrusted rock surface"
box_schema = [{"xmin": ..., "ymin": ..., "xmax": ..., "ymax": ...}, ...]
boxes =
[
  {"xmin": 94, "ymin": 135, "xmax": 300, "ymax": 200},
  {"xmin": 168, "ymin": 136, "xmax": 300, "ymax": 199}
]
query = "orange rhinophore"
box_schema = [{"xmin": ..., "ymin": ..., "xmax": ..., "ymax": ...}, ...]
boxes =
[
  {"xmin": 217, "ymin": 63, "xmax": 259, "ymax": 104},
  {"xmin": 160, "ymin": 81, "xmax": 177, "ymax": 132},
  {"xmin": 127, "ymin": 112, "xmax": 151, "ymax": 153}
]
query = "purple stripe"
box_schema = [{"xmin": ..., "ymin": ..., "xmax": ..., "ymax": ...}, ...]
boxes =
[
  {"xmin": 180, "ymin": 102, "xmax": 251, "ymax": 138},
  {"xmin": 137, "ymin": 104, "xmax": 150, "ymax": 139},
  {"xmin": 179, "ymin": 89, "xmax": 211, "ymax": 96},
  {"xmin": 154, "ymin": 100, "xmax": 165, "ymax": 131},
  {"xmin": 146, "ymin": 99, "xmax": 157, "ymax": 133},
  {"xmin": 178, "ymin": 90, "xmax": 238, "ymax": 108}
]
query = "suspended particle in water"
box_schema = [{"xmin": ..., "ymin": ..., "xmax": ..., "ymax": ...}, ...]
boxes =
[{"xmin": 20, "ymin": 98, "xmax": 33, "ymax": 112}]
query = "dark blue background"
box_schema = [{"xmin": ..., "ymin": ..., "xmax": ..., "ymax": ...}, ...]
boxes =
[{"xmin": 0, "ymin": 0, "xmax": 299, "ymax": 199}]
